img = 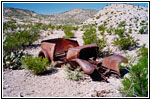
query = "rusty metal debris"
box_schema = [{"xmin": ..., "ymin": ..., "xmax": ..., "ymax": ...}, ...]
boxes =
[
  {"xmin": 38, "ymin": 38, "xmax": 128, "ymax": 81},
  {"xmin": 66, "ymin": 43, "xmax": 99, "ymax": 61},
  {"xmin": 102, "ymin": 55, "xmax": 128, "ymax": 76},
  {"xmin": 38, "ymin": 38, "xmax": 79, "ymax": 66}
]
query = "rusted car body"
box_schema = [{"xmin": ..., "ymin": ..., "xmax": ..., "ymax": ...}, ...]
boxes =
[
  {"xmin": 38, "ymin": 38, "xmax": 128, "ymax": 81},
  {"xmin": 38, "ymin": 38, "xmax": 79, "ymax": 65},
  {"xmin": 66, "ymin": 43, "xmax": 99, "ymax": 61}
]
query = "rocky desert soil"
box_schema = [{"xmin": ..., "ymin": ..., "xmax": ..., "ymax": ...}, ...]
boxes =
[{"xmin": 3, "ymin": 4, "xmax": 148, "ymax": 97}]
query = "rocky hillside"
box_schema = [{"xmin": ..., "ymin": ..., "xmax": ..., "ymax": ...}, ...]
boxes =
[
  {"xmin": 3, "ymin": 7, "xmax": 98, "ymax": 25},
  {"xmin": 84, "ymin": 4, "xmax": 148, "ymax": 34}
]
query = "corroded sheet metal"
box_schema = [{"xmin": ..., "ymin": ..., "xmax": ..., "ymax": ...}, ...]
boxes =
[
  {"xmin": 41, "ymin": 38, "xmax": 79, "ymax": 54},
  {"xmin": 66, "ymin": 43, "xmax": 99, "ymax": 61},
  {"xmin": 69, "ymin": 59, "xmax": 97, "ymax": 74},
  {"xmin": 102, "ymin": 55, "xmax": 128, "ymax": 75},
  {"xmin": 38, "ymin": 38, "xmax": 79, "ymax": 63}
]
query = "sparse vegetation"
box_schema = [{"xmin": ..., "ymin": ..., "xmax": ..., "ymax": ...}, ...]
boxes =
[
  {"xmin": 63, "ymin": 25, "xmax": 75, "ymax": 38},
  {"xmin": 113, "ymin": 28, "xmax": 139, "ymax": 50},
  {"xmin": 4, "ymin": 29, "xmax": 39, "ymax": 54},
  {"xmin": 64, "ymin": 64, "xmax": 85, "ymax": 81},
  {"xmin": 96, "ymin": 14, "xmax": 101, "ymax": 19},
  {"xmin": 82, "ymin": 27, "xmax": 107, "ymax": 52},
  {"xmin": 98, "ymin": 25, "xmax": 106, "ymax": 35},
  {"xmin": 118, "ymin": 21, "xmax": 126, "ymax": 27},
  {"xmin": 138, "ymin": 26, "xmax": 148, "ymax": 34}
]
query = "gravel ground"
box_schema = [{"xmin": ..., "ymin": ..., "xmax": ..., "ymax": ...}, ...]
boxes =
[{"xmin": 3, "ymin": 68, "xmax": 122, "ymax": 97}]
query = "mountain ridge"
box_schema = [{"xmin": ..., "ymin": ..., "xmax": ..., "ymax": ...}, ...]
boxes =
[{"xmin": 3, "ymin": 7, "xmax": 98, "ymax": 25}]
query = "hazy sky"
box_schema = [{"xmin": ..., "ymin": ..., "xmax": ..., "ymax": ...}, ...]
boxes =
[{"xmin": 3, "ymin": 3, "xmax": 148, "ymax": 14}]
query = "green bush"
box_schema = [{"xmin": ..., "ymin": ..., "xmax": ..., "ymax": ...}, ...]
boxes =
[
  {"xmin": 82, "ymin": 28, "xmax": 107, "ymax": 52},
  {"xmin": 63, "ymin": 29, "xmax": 74, "ymax": 38},
  {"xmin": 3, "ymin": 50, "xmax": 26, "ymax": 70},
  {"xmin": 118, "ymin": 21, "xmax": 126, "ymax": 27},
  {"xmin": 56, "ymin": 25, "xmax": 62, "ymax": 30},
  {"xmin": 82, "ymin": 28, "xmax": 97, "ymax": 45},
  {"xmin": 96, "ymin": 14, "xmax": 101, "ymax": 19},
  {"xmin": 113, "ymin": 36, "xmax": 139, "ymax": 50},
  {"xmin": 107, "ymin": 27, "xmax": 114, "ymax": 35},
  {"xmin": 114, "ymin": 29, "xmax": 126, "ymax": 37},
  {"xmin": 138, "ymin": 26, "xmax": 147, "ymax": 34},
  {"xmin": 21, "ymin": 56, "xmax": 49, "ymax": 74},
  {"xmin": 62, "ymin": 25, "xmax": 75, "ymax": 38},
  {"xmin": 64, "ymin": 64, "xmax": 85, "ymax": 81},
  {"xmin": 4, "ymin": 29, "xmax": 39, "ymax": 54},
  {"xmin": 113, "ymin": 28, "xmax": 139, "ymax": 50},
  {"xmin": 98, "ymin": 25, "xmax": 106, "ymax": 35},
  {"xmin": 120, "ymin": 46, "xmax": 148, "ymax": 97},
  {"xmin": 137, "ymin": 44, "xmax": 148, "ymax": 57},
  {"xmin": 3, "ymin": 20, "xmax": 17, "ymax": 31}
]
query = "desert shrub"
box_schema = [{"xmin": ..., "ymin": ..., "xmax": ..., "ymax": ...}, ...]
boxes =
[
  {"xmin": 114, "ymin": 29, "xmax": 126, "ymax": 37},
  {"xmin": 48, "ymin": 24, "xmax": 55, "ymax": 31},
  {"xmin": 103, "ymin": 21, "xmax": 107, "ymax": 26},
  {"xmin": 138, "ymin": 26, "xmax": 148, "ymax": 34},
  {"xmin": 98, "ymin": 25, "xmax": 106, "ymax": 35},
  {"xmin": 34, "ymin": 22, "xmax": 43, "ymax": 29},
  {"xmin": 107, "ymin": 27, "xmax": 115, "ymax": 35},
  {"xmin": 118, "ymin": 21, "xmax": 126, "ymax": 27},
  {"xmin": 120, "ymin": 50, "xmax": 148, "ymax": 97},
  {"xmin": 21, "ymin": 56, "xmax": 50, "ymax": 74},
  {"xmin": 72, "ymin": 26, "xmax": 79, "ymax": 31},
  {"xmin": 3, "ymin": 20, "xmax": 17, "ymax": 31},
  {"xmin": 82, "ymin": 28, "xmax": 107, "ymax": 52},
  {"xmin": 96, "ymin": 14, "xmax": 101, "ymax": 19},
  {"xmin": 42, "ymin": 24, "xmax": 49, "ymax": 31},
  {"xmin": 3, "ymin": 50, "xmax": 26, "ymax": 70},
  {"xmin": 56, "ymin": 25, "xmax": 62, "ymax": 30},
  {"xmin": 113, "ymin": 36, "xmax": 139, "ymax": 50},
  {"xmin": 4, "ymin": 29, "xmax": 39, "ymax": 54},
  {"xmin": 140, "ymin": 20, "xmax": 146, "ymax": 26},
  {"xmin": 82, "ymin": 28, "xmax": 97, "ymax": 45},
  {"xmin": 137, "ymin": 44, "xmax": 148, "ymax": 57},
  {"xmin": 128, "ymin": 29, "xmax": 132, "ymax": 34},
  {"xmin": 63, "ymin": 29, "xmax": 74, "ymax": 38},
  {"xmin": 64, "ymin": 64, "xmax": 85, "ymax": 81},
  {"xmin": 62, "ymin": 25, "xmax": 75, "ymax": 38},
  {"xmin": 97, "ymin": 36, "xmax": 107, "ymax": 52},
  {"xmin": 113, "ymin": 28, "xmax": 139, "ymax": 50}
]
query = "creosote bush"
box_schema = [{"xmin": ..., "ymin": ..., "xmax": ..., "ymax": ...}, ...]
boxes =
[
  {"xmin": 62, "ymin": 25, "xmax": 75, "ymax": 38},
  {"xmin": 120, "ymin": 46, "xmax": 148, "ymax": 97},
  {"xmin": 21, "ymin": 56, "xmax": 50, "ymax": 75},
  {"xmin": 118, "ymin": 21, "xmax": 126, "ymax": 27},
  {"xmin": 82, "ymin": 28, "xmax": 107, "ymax": 52},
  {"xmin": 4, "ymin": 29, "xmax": 39, "ymax": 54},
  {"xmin": 113, "ymin": 28, "xmax": 139, "ymax": 50}
]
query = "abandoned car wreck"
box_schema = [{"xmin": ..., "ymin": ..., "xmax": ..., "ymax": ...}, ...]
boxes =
[{"xmin": 38, "ymin": 38, "xmax": 128, "ymax": 81}]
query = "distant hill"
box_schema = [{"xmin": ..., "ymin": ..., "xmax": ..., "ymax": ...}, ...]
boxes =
[
  {"xmin": 3, "ymin": 7, "xmax": 98, "ymax": 25},
  {"xmin": 84, "ymin": 4, "xmax": 148, "ymax": 34}
]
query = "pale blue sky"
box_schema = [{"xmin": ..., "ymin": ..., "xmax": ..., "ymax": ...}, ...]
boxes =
[{"xmin": 3, "ymin": 3, "xmax": 148, "ymax": 14}]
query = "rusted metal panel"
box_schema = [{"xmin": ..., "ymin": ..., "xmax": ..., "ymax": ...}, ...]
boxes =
[
  {"xmin": 41, "ymin": 38, "xmax": 79, "ymax": 53},
  {"xmin": 66, "ymin": 43, "xmax": 99, "ymax": 61},
  {"xmin": 69, "ymin": 58, "xmax": 107, "ymax": 81},
  {"xmin": 102, "ymin": 55, "xmax": 128, "ymax": 76},
  {"xmin": 69, "ymin": 59, "xmax": 97, "ymax": 74},
  {"xmin": 38, "ymin": 38, "xmax": 79, "ymax": 64}
]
